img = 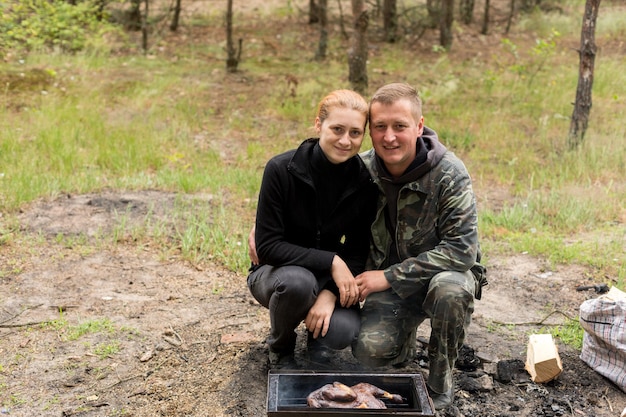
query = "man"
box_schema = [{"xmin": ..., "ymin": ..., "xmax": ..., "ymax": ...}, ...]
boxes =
[{"xmin": 352, "ymin": 82, "xmax": 486, "ymax": 410}]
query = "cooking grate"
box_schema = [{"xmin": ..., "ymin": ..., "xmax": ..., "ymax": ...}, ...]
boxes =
[{"xmin": 267, "ymin": 370, "xmax": 435, "ymax": 417}]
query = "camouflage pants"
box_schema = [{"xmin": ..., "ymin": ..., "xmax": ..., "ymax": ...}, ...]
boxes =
[{"xmin": 352, "ymin": 270, "xmax": 476, "ymax": 394}]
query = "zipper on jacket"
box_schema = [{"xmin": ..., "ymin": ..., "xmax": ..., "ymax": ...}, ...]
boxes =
[{"xmin": 313, "ymin": 183, "xmax": 323, "ymax": 249}]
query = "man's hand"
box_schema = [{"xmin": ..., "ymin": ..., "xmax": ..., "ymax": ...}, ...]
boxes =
[
  {"xmin": 355, "ymin": 270, "xmax": 391, "ymax": 302},
  {"xmin": 248, "ymin": 225, "xmax": 259, "ymax": 265},
  {"xmin": 331, "ymin": 256, "xmax": 359, "ymax": 307},
  {"xmin": 305, "ymin": 289, "xmax": 336, "ymax": 339}
]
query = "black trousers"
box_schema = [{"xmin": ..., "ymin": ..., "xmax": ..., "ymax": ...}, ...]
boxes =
[{"xmin": 247, "ymin": 264, "xmax": 360, "ymax": 354}]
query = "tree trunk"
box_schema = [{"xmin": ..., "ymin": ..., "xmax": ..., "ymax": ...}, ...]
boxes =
[
  {"xmin": 226, "ymin": 0, "xmax": 242, "ymax": 72},
  {"xmin": 348, "ymin": 0, "xmax": 369, "ymax": 95},
  {"xmin": 337, "ymin": 0, "xmax": 348, "ymax": 40},
  {"xmin": 568, "ymin": 0, "xmax": 601, "ymax": 150},
  {"xmin": 141, "ymin": 0, "xmax": 149, "ymax": 53},
  {"xmin": 481, "ymin": 0, "xmax": 490, "ymax": 35},
  {"xmin": 459, "ymin": 0, "xmax": 475, "ymax": 24},
  {"xmin": 309, "ymin": 0, "xmax": 319, "ymax": 24},
  {"xmin": 439, "ymin": 0, "xmax": 454, "ymax": 50},
  {"xmin": 170, "ymin": 0, "xmax": 182, "ymax": 31},
  {"xmin": 383, "ymin": 0, "xmax": 397, "ymax": 43},
  {"xmin": 505, "ymin": 0, "xmax": 515, "ymax": 34},
  {"xmin": 315, "ymin": 0, "xmax": 328, "ymax": 61}
]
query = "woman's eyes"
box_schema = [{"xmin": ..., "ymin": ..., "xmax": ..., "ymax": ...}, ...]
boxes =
[{"xmin": 331, "ymin": 126, "xmax": 362, "ymax": 138}]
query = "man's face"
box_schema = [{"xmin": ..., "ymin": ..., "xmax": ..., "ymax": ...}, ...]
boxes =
[{"xmin": 369, "ymin": 99, "xmax": 424, "ymax": 177}]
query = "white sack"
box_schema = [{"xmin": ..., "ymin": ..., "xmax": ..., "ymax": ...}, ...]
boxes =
[{"xmin": 579, "ymin": 287, "xmax": 626, "ymax": 393}]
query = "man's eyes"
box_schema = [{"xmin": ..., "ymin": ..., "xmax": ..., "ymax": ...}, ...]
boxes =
[{"xmin": 374, "ymin": 124, "xmax": 406, "ymax": 130}]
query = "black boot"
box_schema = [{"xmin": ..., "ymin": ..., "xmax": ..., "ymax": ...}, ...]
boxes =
[
  {"xmin": 306, "ymin": 332, "xmax": 332, "ymax": 366},
  {"xmin": 427, "ymin": 385, "xmax": 454, "ymax": 410},
  {"xmin": 268, "ymin": 349, "xmax": 297, "ymax": 369}
]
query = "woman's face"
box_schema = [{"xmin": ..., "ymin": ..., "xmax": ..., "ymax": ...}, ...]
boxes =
[{"xmin": 315, "ymin": 107, "xmax": 366, "ymax": 164}]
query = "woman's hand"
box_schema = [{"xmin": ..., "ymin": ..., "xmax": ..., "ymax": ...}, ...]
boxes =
[
  {"xmin": 305, "ymin": 289, "xmax": 336, "ymax": 339},
  {"xmin": 331, "ymin": 256, "xmax": 359, "ymax": 307},
  {"xmin": 248, "ymin": 225, "xmax": 259, "ymax": 265}
]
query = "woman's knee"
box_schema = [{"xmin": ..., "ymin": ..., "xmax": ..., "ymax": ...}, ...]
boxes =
[
  {"xmin": 321, "ymin": 308, "xmax": 360, "ymax": 350},
  {"xmin": 273, "ymin": 266, "xmax": 318, "ymax": 300}
]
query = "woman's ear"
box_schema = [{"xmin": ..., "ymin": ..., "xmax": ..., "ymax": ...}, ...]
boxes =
[{"xmin": 314, "ymin": 117, "xmax": 322, "ymax": 133}]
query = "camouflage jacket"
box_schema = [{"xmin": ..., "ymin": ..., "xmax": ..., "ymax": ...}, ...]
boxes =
[{"xmin": 361, "ymin": 129, "xmax": 485, "ymax": 299}]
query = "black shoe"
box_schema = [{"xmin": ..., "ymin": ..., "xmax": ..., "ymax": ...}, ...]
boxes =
[
  {"xmin": 306, "ymin": 334, "xmax": 333, "ymax": 367},
  {"xmin": 307, "ymin": 344, "xmax": 332, "ymax": 363},
  {"xmin": 268, "ymin": 350, "xmax": 297, "ymax": 369},
  {"xmin": 428, "ymin": 385, "xmax": 454, "ymax": 410}
]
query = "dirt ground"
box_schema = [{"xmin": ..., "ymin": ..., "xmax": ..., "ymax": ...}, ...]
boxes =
[{"xmin": 1, "ymin": 190, "xmax": 625, "ymax": 417}]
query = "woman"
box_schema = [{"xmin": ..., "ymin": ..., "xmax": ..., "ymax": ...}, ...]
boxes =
[{"xmin": 247, "ymin": 89, "xmax": 377, "ymax": 368}]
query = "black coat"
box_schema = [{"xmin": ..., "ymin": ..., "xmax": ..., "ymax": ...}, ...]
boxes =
[{"xmin": 254, "ymin": 139, "xmax": 377, "ymax": 289}]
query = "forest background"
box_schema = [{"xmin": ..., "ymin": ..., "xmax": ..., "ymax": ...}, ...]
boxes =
[
  {"xmin": 0, "ymin": 0, "xmax": 625, "ymax": 414},
  {"xmin": 2, "ymin": 0, "xmax": 624, "ymax": 290}
]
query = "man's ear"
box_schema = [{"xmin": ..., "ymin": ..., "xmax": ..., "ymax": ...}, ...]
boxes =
[{"xmin": 417, "ymin": 116, "xmax": 425, "ymax": 136}]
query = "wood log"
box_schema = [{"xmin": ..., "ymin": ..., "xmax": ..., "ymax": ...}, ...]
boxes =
[{"xmin": 525, "ymin": 334, "xmax": 563, "ymax": 383}]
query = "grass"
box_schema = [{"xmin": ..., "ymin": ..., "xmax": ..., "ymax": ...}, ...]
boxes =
[
  {"xmin": 42, "ymin": 316, "xmax": 132, "ymax": 359},
  {"xmin": 64, "ymin": 318, "xmax": 115, "ymax": 341},
  {"xmin": 93, "ymin": 341, "xmax": 121, "ymax": 359},
  {"xmin": 0, "ymin": 314, "xmax": 132, "ymax": 409},
  {"xmin": 545, "ymin": 319, "xmax": 585, "ymax": 351},
  {"xmin": 0, "ymin": 2, "xmax": 625, "ymax": 349}
]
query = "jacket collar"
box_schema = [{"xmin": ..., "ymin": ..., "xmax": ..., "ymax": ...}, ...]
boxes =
[{"xmin": 288, "ymin": 138, "xmax": 371, "ymax": 186}]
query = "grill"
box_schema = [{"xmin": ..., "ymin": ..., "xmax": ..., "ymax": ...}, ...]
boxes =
[{"xmin": 266, "ymin": 370, "xmax": 435, "ymax": 417}]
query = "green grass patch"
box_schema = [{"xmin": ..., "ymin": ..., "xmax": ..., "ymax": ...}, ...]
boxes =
[
  {"xmin": 93, "ymin": 341, "xmax": 121, "ymax": 359},
  {"xmin": 543, "ymin": 318, "xmax": 585, "ymax": 351},
  {"xmin": 64, "ymin": 318, "xmax": 115, "ymax": 341}
]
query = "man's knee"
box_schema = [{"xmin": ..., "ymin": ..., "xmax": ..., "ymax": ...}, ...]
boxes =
[
  {"xmin": 353, "ymin": 329, "xmax": 405, "ymax": 367},
  {"xmin": 354, "ymin": 290, "xmax": 423, "ymax": 367},
  {"xmin": 426, "ymin": 271, "xmax": 475, "ymax": 317}
]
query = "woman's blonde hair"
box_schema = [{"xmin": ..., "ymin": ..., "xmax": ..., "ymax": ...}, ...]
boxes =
[{"xmin": 316, "ymin": 89, "xmax": 369, "ymax": 128}]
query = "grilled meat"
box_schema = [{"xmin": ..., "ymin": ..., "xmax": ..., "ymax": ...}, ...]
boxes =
[{"xmin": 307, "ymin": 381, "xmax": 404, "ymax": 409}]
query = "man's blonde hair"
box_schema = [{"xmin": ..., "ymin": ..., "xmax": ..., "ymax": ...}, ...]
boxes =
[{"xmin": 370, "ymin": 83, "xmax": 422, "ymax": 122}]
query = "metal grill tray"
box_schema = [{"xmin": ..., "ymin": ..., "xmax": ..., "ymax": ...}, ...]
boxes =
[{"xmin": 267, "ymin": 370, "xmax": 435, "ymax": 417}]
